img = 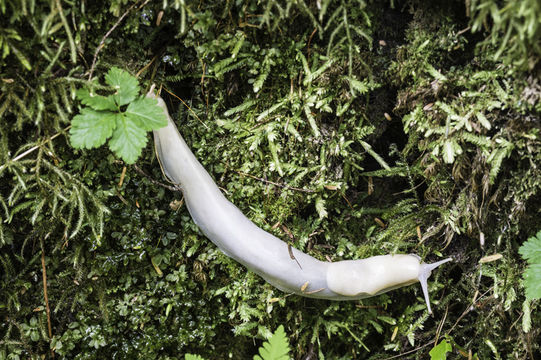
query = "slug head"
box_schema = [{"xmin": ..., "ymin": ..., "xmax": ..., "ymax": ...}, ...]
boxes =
[
  {"xmin": 327, "ymin": 255, "xmax": 452, "ymax": 314},
  {"xmin": 418, "ymin": 257, "xmax": 453, "ymax": 314}
]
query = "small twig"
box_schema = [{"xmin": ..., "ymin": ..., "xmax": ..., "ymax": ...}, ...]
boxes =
[
  {"xmin": 355, "ymin": 304, "xmax": 383, "ymax": 309},
  {"xmin": 0, "ymin": 125, "xmax": 71, "ymax": 172},
  {"xmin": 287, "ymin": 243, "xmax": 302, "ymax": 270},
  {"xmin": 383, "ymin": 341, "xmax": 435, "ymax": 360},
  {"xmin": 304, "ymin": 287, "xmax": 325, "ymax": 295},
  {"xmin": 14, "ymin": 127, "xmax": 68, "ymax": 163},
  {"xmin": 235, "ymin": 170, "xmax": 315, "ymax": 193},
  {"xmin": 162, "ymin": 87, "xmax": 209, "ymax": 130},
  {"xmin": 340, "ymin": 192, "xmax": 354, "ymax": 210},
  {"xmin": 306, "ymin": 27, "xmax": 317, "ymax": 61},
  {"xmin": 132, "ymin": 164, "xmax": 182, "ymax": 192},
  {"xmin": 280, "ymin": 224, "xmax": 303, "ymax": 269},
  {"xmin": 457, "ymin": 26, "xmax": 471, "ymax": 36},
  {"xmin": 135, "ymin": 55, "xmax": 158, "ymax": 78},
  {"xmin": 446, "ymin": 287, "xmax": 492, "ymax": 335},
  {"xmin": 118, "ymin": 166, "xmax": 127, "ymax": 187},
  {"xmin": 434, "ymin": 305, "xmax": 448, "ymax": 346},
  {"xmin": 88, "ymin": 0, "xmax": 150, "ymax": 81},
  {"xmin": 40, "ymin": 238, "xmax": 54, "ymax": 359},
  {"xmin": 115, "ymin": 188, "xmax": 129, "ymax": 206}
]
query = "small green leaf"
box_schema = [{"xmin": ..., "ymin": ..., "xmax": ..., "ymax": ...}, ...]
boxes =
[
  {"xmin": 359, "ymin": 140, "xmax": 391, "ymax": 170},
  {"xmin": 185, "ymin": 355, "xmax": 206, "ymax": 360},
  {"xmin": 224, "ymin": 99, "xmax": 256, "ymax": 117},
  {"xmin": 519, "ymin": 231, "xmax": 541, "ymax": 300},
  {"xmin": 76, "ymin": 89, "xmax": 117, "ymax": 111},
  {"xmin": 522, "ymin": 299, "xmax": 531, "ymax": 333},
  {"xmin": 10, "ymin": 44, "xmax": 32, "ymax": 70},
  {"xmin": 315, "ymin": 197, "xmax": 328, "ymax": 219},
  {"xmin": 253, "ymin": 325, "xmax": 290, "ymax": 360},
  {"xmin": 267, "ymin": 130, "xmax": 283, "ymax": 176},
  {"xmin": 70, "ymin": 68, "xmax": 168, "ymax": 164},
  {"xmin": 475, "ymin": 111, "xmax": 491, "ymax": 130},
  {"xmin": 125, "ymin": 98, "xmax": 168, "ymax": 131},
  {"xmin": 70, "ymin": 108, "xmax": 116, "ymax": 149},
  {"xmin": 523, "ymin": 264, "xmax": 541, "ymax": 300},
  {"xmin": 105, "ymin": 67, "xmax": 139, "ymax": 106},
  {"xmin": 108, "ymin": 114, "xmax": 147, "ymax": 164},
  {"xmin": 304, "ymin": 105, "xmax": 320, "ymax": 138},
  {"xmin": 519, "ymin": 231, "xmax": 541, "ymax": 264},
  {"xmin": 425, "ymin": 63, "xmax": 447, "ymax": 81},
  {"xmin": 429, "ymin": 339, "xmax": 452, "ymax": 360},
  {"xmin": 346, "ymin": 76, "xmax": 369, "ymax": 94},
  {"xmin": 30, "ymin": 330, "xmax": 40, "ymax": 341},
  {"xmin": 442, "ymin": 139, "xmax": 455, "ymax": 164}
]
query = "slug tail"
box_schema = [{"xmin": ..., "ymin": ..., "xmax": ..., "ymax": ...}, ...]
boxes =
[
  {"xmin": 418, "ymin": 258, "xmax": 453, "ymax": 314},
  {"xmin": 147, "ymin": 85, "xmax": 183, "ymax": 186}
]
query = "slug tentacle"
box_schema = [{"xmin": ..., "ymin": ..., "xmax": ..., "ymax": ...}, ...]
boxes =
[
  {"xmin": 418, "ymin": 258, "xmax": 453, "ymax": 314},
  {"xmin": 149, "ymin": 86, "xmax": 452, "ymax": 313}
]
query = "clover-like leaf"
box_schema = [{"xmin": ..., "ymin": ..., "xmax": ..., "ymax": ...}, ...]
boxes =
[
  {"xmin": 70, "ymin": 108, "xmax": 116, "ymax": 149},
  {"xmin": 105, "ymin": 67, "xmax": 139, "ymax": 106},
  {"xmin": 108, "ymin": 113, "xmax": 147, "ymax": 164},
  {"xmin": 76, "ymin": 88, "xmax": 117, "ymax": 111},
  {"xmin": 125, "ymin": 97, "xmax": 168, "ymax": 130}
]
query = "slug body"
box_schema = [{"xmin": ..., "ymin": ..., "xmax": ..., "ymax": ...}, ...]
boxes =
[{"xmin": 149, "ymin": 90, "xmax": 451, "ymax": 313}]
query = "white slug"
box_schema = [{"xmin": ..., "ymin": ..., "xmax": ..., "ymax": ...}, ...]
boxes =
[{"xmin": 148, "ymin": 88, "xmax": 452, "ymax": 314}]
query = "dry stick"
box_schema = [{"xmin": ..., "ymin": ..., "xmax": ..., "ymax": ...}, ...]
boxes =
[
  {"xmin": 0, "ymin": 125, "xmax": 71, "ymax": 172},
  {"xmin": 457, "ymin": 26, "xmax": 471, "ymax": 36},
  {"xmin": 132, "ymin": 164, "xmax": 182, "ymax": 192},
  {"xmin": 383, "ymin": 341, "xmax": 435, "ymax": 360},
  {"xmin": 162, "ymin": 87, "xmax": 210, "ymax": 130},
  {"xmin": 135, "ymin": 55, "xmax": 158, "ymax": 78},
  {"xmin": 88, "ymin": 0, "xmax": 151, "ymax": 81},
  {"xmin": 118, "ymin": 166, "xmax": 127, "ymax": 187},
  {"xmin": 234, "ymin": 170, "xmax": 315, "ymax": 193},
  {"xmin": 41, "ymin": 239, "xmax": 54, "ymax": 359},
  {"xmin": 306, "ymin": 27, "xmax": 318, "ymax": 62},
  {"xmin": 434, "ymin": 305, "xmax": 449, "ymax": 347}
]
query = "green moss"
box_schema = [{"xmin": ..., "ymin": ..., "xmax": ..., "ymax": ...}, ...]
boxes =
[{"xmin": 1, "ymin": 1, "xmax": 540, "ymax": 359}]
